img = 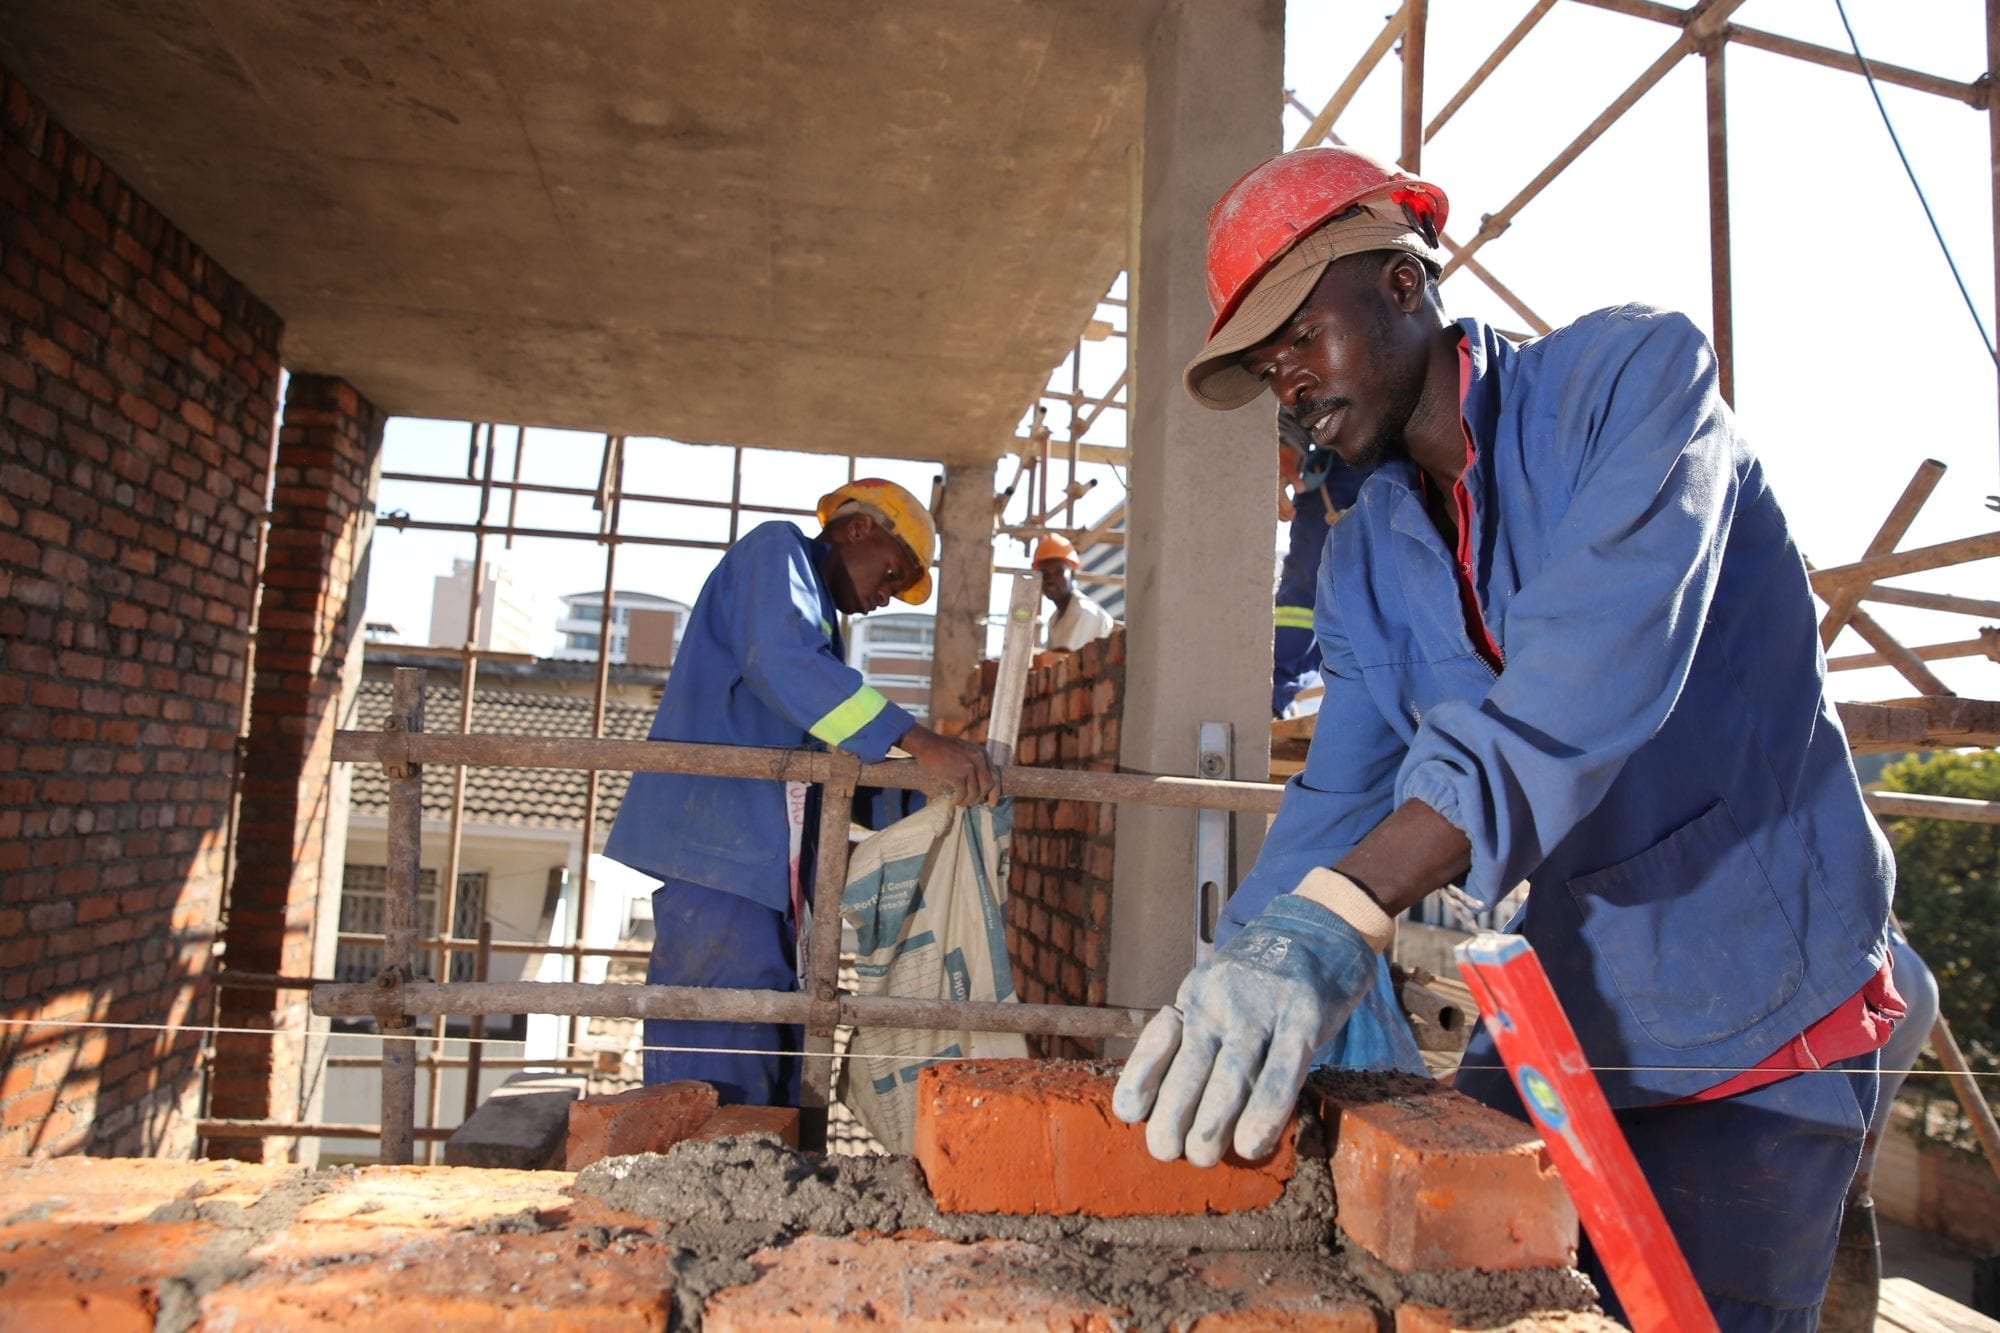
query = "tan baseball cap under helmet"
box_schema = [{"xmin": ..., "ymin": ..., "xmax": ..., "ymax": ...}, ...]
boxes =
[{"xmin": 1181, "ymin": 204, "xmax": 1446, "ymax": 412}]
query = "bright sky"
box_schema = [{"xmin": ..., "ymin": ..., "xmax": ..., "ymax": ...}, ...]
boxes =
[{"xmin": 362, "ymin": 0, "xmax": 1999, "ymax": 701}]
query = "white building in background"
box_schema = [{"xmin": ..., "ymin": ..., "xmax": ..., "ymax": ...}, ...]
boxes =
[
  {"xmin": 847, "ymin": 611, "xmax": 934, "ymax": 721},
  {"xmin": 554, "ymin": 589, "xmax": 691, "ymax": 667},
  {"xmin": 428, "ymin": 558, "xmax": 538, "ymax": 653}
]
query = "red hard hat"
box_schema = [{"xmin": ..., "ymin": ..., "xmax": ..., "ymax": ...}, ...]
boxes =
[{"xmin": 1203, "ymin": 146, "xmax": 1449, "ymax": 338}]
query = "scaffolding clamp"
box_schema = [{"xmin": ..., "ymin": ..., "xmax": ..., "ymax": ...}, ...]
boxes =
[
  {"xmin": 371, "ymin": 966, "xmax": 414, "ymax": 1028},
  {"xmin": 807, "ymin": 995, "xmax": 842, "ymax": 1038},
  {"xmin": 378, "ymin": 719, "xmax": 417, "ymax": 780}
]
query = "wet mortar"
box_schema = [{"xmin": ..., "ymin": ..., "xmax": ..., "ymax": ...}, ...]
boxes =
[
  {"xmin": 141, "ymin": 1166, "xmax": 347, "ymax": 1333},
  {"xmin": 575, "ymin": 1129, "xmax": 1602, "ymax": 1330}
]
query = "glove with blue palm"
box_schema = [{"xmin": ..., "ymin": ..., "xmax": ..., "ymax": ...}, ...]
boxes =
[{"xmin": 1111, "ymin": 869, "xmax": 1392, "ymax": 1167}]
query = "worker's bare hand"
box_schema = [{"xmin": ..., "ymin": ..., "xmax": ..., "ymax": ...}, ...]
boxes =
[{"xmin": 900, "ymin": 725, "xmax": 999, "ymax": 807}]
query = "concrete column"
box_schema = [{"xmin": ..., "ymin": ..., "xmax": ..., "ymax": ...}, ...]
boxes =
[
  {"xmin": 928, "ymin": 460, "xmax": 996, "ymax": 729},
  {"xmin": 215, "ymin": 374, "xmax": 384, "ymax": 1162},
  {"xmin": 1107, "ymin": 0, "xmax": 1283, "ymax": 1012}
]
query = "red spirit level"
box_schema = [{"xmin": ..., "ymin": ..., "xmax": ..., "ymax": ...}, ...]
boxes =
[{"xmin": 1456, "ymin": 933, "xmax": 1718, "ymax": 1333}]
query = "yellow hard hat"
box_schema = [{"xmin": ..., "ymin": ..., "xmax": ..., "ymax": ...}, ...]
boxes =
[{"xmin": 816, "ymin": 478, "xmax": 937, "ymax": 604}]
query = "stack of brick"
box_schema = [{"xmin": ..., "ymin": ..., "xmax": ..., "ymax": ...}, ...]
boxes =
[
  {"xmin": 957, "ymin": 629, "xmax": 1124, "ymax": 1057},
  {"xmin": 0, "ymin": 1064, "xmax": 1606, "ymax": 1328},
  {"xmin": 913, "ymin": 1060, "xmax": 1593, "ymax": 1329},
  {"xmin": 0, "ymin": 67, "xmax": 284, "ymax": 1157},
  {"xmin": 565, "ymin": 1080, "xmax": 800, "ymax": 1170}
]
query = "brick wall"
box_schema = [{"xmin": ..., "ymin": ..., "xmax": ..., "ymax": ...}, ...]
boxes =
[
  {"xmin": 959, "ymin": 630, "xmax": 1123, "ymax": 1058},
  {"xmin": 211, "ymin": 374, "xmax": 382, "ymax": 1161},
  {"xmin": 0, "ymin": 67, "xmax": 283, "ymax": 1156}
]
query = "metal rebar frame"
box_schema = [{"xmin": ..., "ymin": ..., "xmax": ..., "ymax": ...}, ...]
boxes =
[{"xmin": 368, "ymin": 429, "xmax": 932, "ymax": 1151}]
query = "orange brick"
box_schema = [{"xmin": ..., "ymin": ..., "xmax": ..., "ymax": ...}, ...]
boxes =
[
  {"xmin": 0, "ymin": 1153, "xmax": 290, "ymax": 1224},
  {"xmin": 297, "ymin": 1163, "xmax": 586, "ymax": 1229},
  {"xmin": 703, "ymin": 1235, "xmax": 1130, "ymax": 1330},
  {"xmin": 566, "ymin": 1080, "xmax": 718, "ymax": 1171},
  {"xmin": 210, "ymin": 1221, "xmax": 677, "ymax": 1330},
  {"xmin": 1185, "ymin": 1252, "xmax": 1377, "ymax": 1330},
  {"xmin": 0, "ymin": 1218, "xmax": 220, "ymax": 1332},
  {"xmin": 1306, "ymin": 1074, "xmax": 1578, "ymax": 1273},
  {"xmin": 913, "ymin": 1060, "xmax": 1296, "ymax": 1217},
  {"xmin": 1395, "ymin": 1305, "xmax": 1624, "ymax": 1331},
  {"xmin": 687, "ymin": 1104, "xmax": 801, "ymax": 1148}
]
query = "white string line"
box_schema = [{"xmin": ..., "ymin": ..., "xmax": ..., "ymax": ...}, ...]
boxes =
[{"xmin": 2, "ymin": 1016, "xmax": 1991, "ymax": 1081}]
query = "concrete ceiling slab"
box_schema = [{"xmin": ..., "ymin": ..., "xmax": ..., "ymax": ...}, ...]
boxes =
[{"xmin": 0, "ymin": 1, "xmax": 1163, "ymax": 462}]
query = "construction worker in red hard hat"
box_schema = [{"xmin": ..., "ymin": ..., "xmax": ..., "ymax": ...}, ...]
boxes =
[
  {"xmin": 1112, "ymin": 145, "xmax": 1900, "ymax": 1331},
  {"xmin": 606, "ymin": 477, "xmax": 996, "ymax": 1109},
  {"xmin": 1032, "ymin": 533, "xmax": 1116, "ymax": 653}
]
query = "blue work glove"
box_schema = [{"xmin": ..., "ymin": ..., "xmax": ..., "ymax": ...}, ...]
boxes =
[{"xmin": 1111, "ymin": 888, "xmax": 1380, "ymax": 1167}]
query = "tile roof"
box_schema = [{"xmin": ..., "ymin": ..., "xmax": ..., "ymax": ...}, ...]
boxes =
[{"xmin": 347, "ymin": 681, "xmax": 658, "ymax": 830}]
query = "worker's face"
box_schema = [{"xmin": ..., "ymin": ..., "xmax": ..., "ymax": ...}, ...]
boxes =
[
  {"xmin": 1036, "ymin": 559, "xmax": 1073, "ymax": 603},
  {"xmin": 1239, "ymin": 253, "xmax": 1430, "ymax": 473},
  {"xmin": 827, "ymin": 517, "xmax": 921, "ymax": 615}
]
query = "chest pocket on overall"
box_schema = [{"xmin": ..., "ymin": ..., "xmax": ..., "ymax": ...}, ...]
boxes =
[{"xmin": 1564, "ymin": 799, "xmax": 1805, "ymax": 1050}]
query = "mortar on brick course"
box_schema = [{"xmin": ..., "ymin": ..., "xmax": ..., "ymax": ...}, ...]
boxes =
[
  {"xmin": 137, "ymin": 1165, "xmax": 347, "ymax": 1333},
  {"xmin": 576, "ymin": 1130, "xmax": 1604, "ymax": 1330}
]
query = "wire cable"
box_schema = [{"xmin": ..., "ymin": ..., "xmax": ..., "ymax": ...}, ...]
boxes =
[
  {"xmin": 1, "ymin": 1014, "xmax": 1993, "ymax": 1082},
  {"xmin": 1832, "ymin": 0, "xmax": 2000, "ymax": 380}
]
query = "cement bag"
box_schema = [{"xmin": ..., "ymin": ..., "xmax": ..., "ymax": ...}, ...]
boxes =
[{"xmin": 836, "ymin": 798, "xmax": 1028, "ymax": 1153}]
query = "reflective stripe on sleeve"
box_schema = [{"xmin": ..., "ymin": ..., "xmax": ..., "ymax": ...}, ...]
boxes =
[
  {"xmin": 809, "ymin": 685, "xmax": 891, "ymax": 747},
  {"xmin": 1274, "ymin": 606, "xmax": 1316, "ymax": 630}
]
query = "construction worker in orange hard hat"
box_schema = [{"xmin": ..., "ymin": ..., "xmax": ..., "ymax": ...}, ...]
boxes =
[
  {"xmin": 606, "ymin": 476, "xmax": 995, "ymax": 1110},
  {"xmin": 1112, "ymin": 144, "xmax": 1900, "ymax": 1332},
  {"xmin": 1031, "ymin": 533, "xmax": 1116, "ymax": 652}
]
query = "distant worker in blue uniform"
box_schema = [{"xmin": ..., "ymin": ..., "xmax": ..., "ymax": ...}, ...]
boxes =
[
  {"xmin": 1272, "ymin": 406, "xmax": 1366, "ymax": 717},
  {"xmin": 605, "ymin": 478, "xmax": 996, "ymax": 1107},
  {"xmin": 1114, "ymin": 146, "xmax": 1903, "ymax": 1331}
]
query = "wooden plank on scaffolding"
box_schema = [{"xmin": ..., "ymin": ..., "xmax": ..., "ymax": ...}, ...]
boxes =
[
  {"xmin": 1888, "ymin": 696, "xmax": 2000, "ymax": 748},
  {"xmin": 1839, "ymin": 700, "xmax": 1935, "ymax": 753},
  {"xmin": 1820, "ymin": 460, "xmax": 1947, "ymax": 649},
  {"xmin": 1864, "ymin": 585, "xmax": 2000, "ymax": 620},
  {"xmin": 1831, "ymin": 631, "xmax": 2000, "ymax": 673},
  {"xmin": 1877, "ymin": 1277, "xmax": 2000, "ymax": 1333},
  {"xmin": 1865, "ymin": 790, "xmax": 2000, "ymax": 825},
  {"xmin": 1845, "ymin": 608, "xmax": 1956, "ymax": 698},
  {"xmin": 1810, "ymin": 532, "xmax": 2000, "ymax": 591}
]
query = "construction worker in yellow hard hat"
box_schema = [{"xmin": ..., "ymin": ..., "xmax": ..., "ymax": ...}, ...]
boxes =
[
  {"xmin": 1031, "ymin": 533, "xmax": 1115, "ymax": 653},
  {"xmin": 605, "ymin": 476, "xmax": 994, "ymax": 1109}
]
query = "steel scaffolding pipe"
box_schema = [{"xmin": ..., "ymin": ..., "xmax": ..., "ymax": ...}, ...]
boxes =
[
  {"xmin": 311, "ymin": 979, "xmax": 1154, "ymax": 1042},
  {"xmin": 329, "ymin": 730, "xmax": 1288, "ymax": 815}
]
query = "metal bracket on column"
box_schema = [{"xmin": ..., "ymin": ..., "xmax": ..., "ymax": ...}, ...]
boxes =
[{"xmin": 1193, "ymin": 721, "xmax": 1232, "ymax": 965}]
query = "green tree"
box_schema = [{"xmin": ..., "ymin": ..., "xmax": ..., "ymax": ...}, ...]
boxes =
[{"xmin": 1877, "ymin": 750, "xmax": 2000, "ymax": 1078}]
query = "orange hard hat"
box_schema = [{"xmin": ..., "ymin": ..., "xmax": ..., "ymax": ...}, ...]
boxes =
[
  {"xmin": 1202, "ymin": 146, "xmax": 1448, "ymax": 338},
  {"xmin": 1032, "ymin": 534, "xmax": 1080, "ymax": 569}
]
